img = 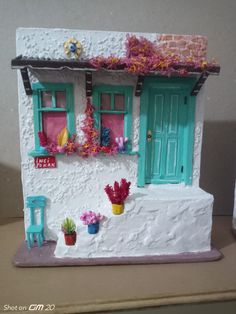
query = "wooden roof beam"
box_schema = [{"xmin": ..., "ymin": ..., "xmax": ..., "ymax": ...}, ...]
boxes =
[
  {"xmin": 85, "ymin": 71, "xmax": 92, "ymax": 97},
  {"xmin": 135, "ymin": 76, "xmax": 144, "ymax": 97},
  {"xmin": 20, "ymin": 68, "xmax": 32, "ymax": 95},
  {"xmin": 191, "ymin": 72, "xmax": 209, "ymax": 96}
]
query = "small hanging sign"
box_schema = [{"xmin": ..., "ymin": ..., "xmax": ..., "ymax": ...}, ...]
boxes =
[{"xmin": 34, "ymin": 156, "xmax": 56, "ymax": 169}]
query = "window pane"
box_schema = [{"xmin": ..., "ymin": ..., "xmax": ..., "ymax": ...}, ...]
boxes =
[
  {"xmin": 56, "ymin": 91, "xmax": 66, "ymax": 108},
  {"xmin": 42, "ymin": 112, "xmax": 67, "ymax": 144},
  {"xmin": 101, "ymin": 113, "xmax": 124, "ymax": 144},
  {"xmin": 41, "ymin": 91, "xmax": 52, "ymax": 107},
  {"xmin": 114, "ymin": 94, "xmax": 125, "ymax": 111},
  {"xmin": 101, "ymin": 93, "xmax": 111, "ymax": 110}
]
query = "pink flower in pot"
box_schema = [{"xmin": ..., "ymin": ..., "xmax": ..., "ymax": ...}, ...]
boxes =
[{"xmin": 80, "ymin": 211, "xmax": 105, "ymax": 234}]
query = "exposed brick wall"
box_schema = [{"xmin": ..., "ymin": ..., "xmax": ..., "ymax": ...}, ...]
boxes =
[{"xmin": 157, "ymin": 34, "xmax": 208, "ymax": 60}]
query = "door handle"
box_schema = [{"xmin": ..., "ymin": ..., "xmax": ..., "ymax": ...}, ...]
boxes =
[{"xmin": 147, "ymin": 130, "xmax": 152, "ymax": 142}]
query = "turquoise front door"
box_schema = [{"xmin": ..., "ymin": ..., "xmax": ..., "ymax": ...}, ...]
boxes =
[
  {"xmin": 146, "ymin": 88, "xmax": 186, "ymax": 183},
  {"xmin": 138, "ymin": 78, "xmax": 196, "ymax": 186}
]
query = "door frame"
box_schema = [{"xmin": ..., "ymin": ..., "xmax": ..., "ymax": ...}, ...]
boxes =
[{"xmin": 137, "ymin": 76, "xmax": 197, "ymax": 187}]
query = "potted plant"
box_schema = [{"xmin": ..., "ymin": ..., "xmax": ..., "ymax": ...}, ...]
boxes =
[
  {"xmin": 104, "ymin": 178, "xmax": 131, "ymax": 215},
  {"xmin": 80, "ymin": 211, "xmax": 105, "ymax": 234},
  {"xmin": 61, "ymin": 217, "xmax": 77, "ymax": 246}
]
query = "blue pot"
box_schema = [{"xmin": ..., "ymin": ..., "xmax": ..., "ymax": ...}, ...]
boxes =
[{"xmin": 88, "ymin": 222, "xmax": 99, "ymax": 234}]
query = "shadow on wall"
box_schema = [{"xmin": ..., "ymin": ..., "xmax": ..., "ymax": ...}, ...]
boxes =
[
  {"xmin": 0, "ymin": 163, "xmax": 23, "ymax": 218},
  {"xmin": 200, "ymin": 121, "xmax": 236, "ymax": 216}
]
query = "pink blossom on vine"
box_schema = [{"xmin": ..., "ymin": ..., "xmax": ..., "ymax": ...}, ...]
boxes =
[
  {"xmin": 64, "ymin": 134, "xmax": 78, "ymax": 155},
  {"xmin": 46, "ymin": 142, "xmax": 58, "ymax": 155},
  {"xmin": 88, "ymin": 34, "xmax": 218, "ymax": 76},
  {"xmin": 125, "ymin": 34, "xmax": 156, "ymax": 58}
]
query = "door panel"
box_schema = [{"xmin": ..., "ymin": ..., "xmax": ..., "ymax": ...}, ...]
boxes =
[
  {"xmin": 146, "ymin": 88, "xmax": 186, "ymax": 184},
  {"xmin": 152, "ymin": 138, "xmax": 162, "ymax": 177},
  {"xmin": 168, "ymin": 95, "xmax": 179, "ymax": 133},
  {"xmin": 166, "ymin": 139, "xmax": 178, "ymax": 177}
]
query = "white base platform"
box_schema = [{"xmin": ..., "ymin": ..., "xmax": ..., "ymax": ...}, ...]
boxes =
[{"xmin": 54, "ymin": 185, "xmax": 213, "ymax": 258}]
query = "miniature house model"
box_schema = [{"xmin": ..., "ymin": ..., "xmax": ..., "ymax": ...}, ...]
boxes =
[{"xmin": 12, "ymin": 28, "xmax": 220, "ymax": 262}]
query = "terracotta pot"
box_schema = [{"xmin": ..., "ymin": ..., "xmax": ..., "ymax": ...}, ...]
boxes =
[
  {"xmin": 112, "ymin": 203, "xmax": 124, "ymax": 215},
  {"xmin": 64, "ymin": 231, "xmax": 77, "ymax": 246}
]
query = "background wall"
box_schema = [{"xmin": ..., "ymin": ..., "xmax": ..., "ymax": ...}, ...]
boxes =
[{"xmin": 0, "ymin": 0, "xmax": 235, "ymax": 217}]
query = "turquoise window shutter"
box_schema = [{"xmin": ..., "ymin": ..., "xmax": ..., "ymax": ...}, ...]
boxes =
[
  {"xmin": 92, "ymin": 85, "xmax": 133, "ymax": 153},
  {"xmin": 31, "ymin": 82, "xmax": 75, "ymax": 156}
]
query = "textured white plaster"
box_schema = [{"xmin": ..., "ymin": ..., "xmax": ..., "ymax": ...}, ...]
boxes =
[
  {"xmin": 16, "ymin": 28, "xmax": 211, "ymax": 256},
  {"xmin": 193, "ymin": 87, "xmax": 206, "ymax": 186},
  {"xmin": 55, "ymin": 185, "xmax": 213, "ymax": 258},
  {"xmin": 16, "ymin": 28, "xmax": 157, "ymax": 59}
]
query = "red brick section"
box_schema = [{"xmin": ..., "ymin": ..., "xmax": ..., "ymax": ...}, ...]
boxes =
[{"xmin": 158, "ymin": 34, "xmax": 208, "ymax": 60}]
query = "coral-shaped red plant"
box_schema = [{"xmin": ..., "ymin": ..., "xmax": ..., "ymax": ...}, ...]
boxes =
[
  {"xmin": 104, "ymin": 178, "xmax": 131, "ymax": 205},
  {"xmin": 38, "ymin": 131, "xmax": 48, "ymax": 147},
  {"xmin": 79, "ymin": 98, "xmax": 101, "ymax": 157},
  {"xmin": 100, "ymin": 144, "xmax": 118, "ymax": 155}
]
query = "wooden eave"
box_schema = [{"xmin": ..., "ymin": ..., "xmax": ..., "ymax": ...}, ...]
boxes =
[{"xmin": 11, "ymin": 55, "xmax": 220, "ymax": 97}]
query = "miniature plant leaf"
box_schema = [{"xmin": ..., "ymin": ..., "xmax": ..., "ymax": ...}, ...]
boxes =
[
  {"xmin": 38, "ymin": 131, "xmax": 48, "ymax": 147},
  {"xmin": 61, "ymin": 217, "xmax": 76, "ymax": 234},
  {"xmin": 57, "ymin": 127, "xmax": 69, "ymax": 147},
  {"xmin": 104, "ymin": 179, "xmax": 131, "ymax": 205}
]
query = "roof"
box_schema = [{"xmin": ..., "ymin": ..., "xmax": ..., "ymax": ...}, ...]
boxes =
[
  {"xmin": 11, "ymin": 55, "xmax": 220, "ymax": 97},
  {"xmin": 11, "ymin": 55, "xmax": 220, "ymax": 74}
]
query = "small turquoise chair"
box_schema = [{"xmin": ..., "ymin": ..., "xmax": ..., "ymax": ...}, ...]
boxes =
[{"xmin": 26, "ymin": 196, "xmax": 46, "ymax": 249}]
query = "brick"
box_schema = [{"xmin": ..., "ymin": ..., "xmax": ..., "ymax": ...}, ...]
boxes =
[
  {"xmin": 174, "ymin": 35, "xmax": 185, "ymax": 40},
  {"xmin": 181, "ymin": 49, "xmax": 191, "ymax": 56},
  {"xmin": 168, "ymin": 41, "xmax": 177, "ymax": 48},
  {"xmin": 191, "ymin": 36, "xmax": 202, "ymax": 43},
  {"xmin": 160, "ymin": 42, "xmax": 168, "ymax": 49},
  {"xmin": 187, "ymin": 43, "xmax": 197, "ymax": 50},
  {"xmin": 177, "ymin": 40, "xmax": 187, "ymax": 47},
  {"xmin": 197, "ymin": 51, "xmax": 206, "ymax": 58},
  {"xmin": 161, "ymin": 34, "xmax": 173, "ymax": 41},
  {"xmin": 201, "ymin": 38, "xmax": 208, "ymax": 46},
  {"xmin": 168, "ymin": 48, "xmax": 178, "ymax": 53},
  {"xmin": 192, "ymin": 50, "xmax": 202, "ymax": 58}
]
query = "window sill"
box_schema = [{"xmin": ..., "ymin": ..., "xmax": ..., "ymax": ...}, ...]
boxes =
[
  {"xmin": 29, "ymin": 149, "xmax": 64, "ymax": 157},
  {"xmin": 29, "ymin": 149, "xmax": 139, "ymax": 158},
  {"xmin": 28, "ymin": 149, "xmax": 50, "ymax": 157},
  {"xmin": 125, "ymin": 151, "xmax": 139, "ymax": 156},
  {"xmin": 99, "ymin": 151, "xmax": 139, "ymax": 156}
]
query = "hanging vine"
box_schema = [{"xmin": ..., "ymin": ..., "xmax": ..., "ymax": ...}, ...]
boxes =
[{"xmin": 38, "ymin": 98, "xmax": 119, "ymax": 158}]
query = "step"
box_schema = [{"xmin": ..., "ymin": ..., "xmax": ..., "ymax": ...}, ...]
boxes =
[{"xmin": 54, "ymin": 186, "xmax": 213, "ymax": 259}]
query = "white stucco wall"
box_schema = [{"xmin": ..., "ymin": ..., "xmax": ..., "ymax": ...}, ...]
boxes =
[
  {"xmin": 55, "ymin": 185, "xmax": 213, "ymax": 258},
  {"xmin": 16, "ymin": 28, "xmax": 157, "ymax": 60},
  {"xmin": 18, "ymin": 69, "xmax": 139, "ymax": 240},
  {"xmin": 16, "ymin": 28, "xmax": 213, "ymax": 255}
]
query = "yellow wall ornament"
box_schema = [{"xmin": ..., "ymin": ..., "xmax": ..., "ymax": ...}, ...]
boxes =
[{"xmin": 64, "ymin": 38, "xmax": 82, "ymax": 58}]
